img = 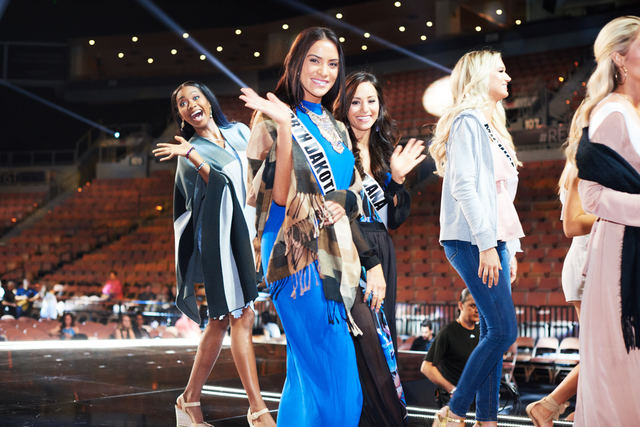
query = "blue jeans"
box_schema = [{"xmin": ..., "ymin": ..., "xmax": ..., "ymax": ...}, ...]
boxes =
[{"xmin": 442, "ymin": 240, "xmax": 517, "ymax": 422}]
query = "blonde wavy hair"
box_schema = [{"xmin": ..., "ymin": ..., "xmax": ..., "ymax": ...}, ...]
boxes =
[
  {"xmin": 562, "ymin": 15, "xmax": 640, "ymax": 175},
  {"xmin": 429, "ymin": 50, "xmax": 517, "ymax": 177}
]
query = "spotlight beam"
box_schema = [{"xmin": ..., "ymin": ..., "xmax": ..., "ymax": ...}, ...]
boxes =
[
  {"xmin": 275, "ymin": 0, "xmax": 452, "ymax": 74},
  {"xmin": 0, "ymin": 79, "xmax": 116, "ymax": 136},
  {"xmin": 136, "ymin": 0, "xmax": 247, "ymax": 88}
]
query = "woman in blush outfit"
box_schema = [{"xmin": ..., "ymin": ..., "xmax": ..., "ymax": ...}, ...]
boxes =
[
  {"xmin": 428, "ymin": 50, "xmax": 523, "ymax": 427},
  {"xmin": 566, "ymin": 16, "xmax": 640, "ymax": 426}
]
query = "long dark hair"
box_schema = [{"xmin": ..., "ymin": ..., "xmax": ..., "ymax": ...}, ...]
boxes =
[
  {"xmin": 335, "ymin": 71, "xmax": 397, "ymax": 185},
  {"xmin": 274, "ymin": 27, "xmax": 346, "ymax": 113},
  {"xmin": 171, "ymin": 81, "xmax": 230, "ymax": 140}
]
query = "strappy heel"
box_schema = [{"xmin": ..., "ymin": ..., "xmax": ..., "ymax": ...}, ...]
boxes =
[
  {"xmin": 247, "ymin": 407, "xmax": 270, "ymax": 426},
  {"xmin": 432, "ymin": 406, "xmax": 465, "ymax": 427},
  {"xmin": 526, "ymin": 395, "xmax": 569, "ymax": 427},
  {"xmin": 175, "ymin": 394, "xmax": 213, "ymax": 427}
]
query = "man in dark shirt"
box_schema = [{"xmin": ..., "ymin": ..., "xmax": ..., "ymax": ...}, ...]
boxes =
[
  {"xmin": 410, "ymin": 320, "xmax": 435, "ymax": 351},
  {"xmin": 420, "ymin": 288, "xmax": 479, "ymax": 407}
]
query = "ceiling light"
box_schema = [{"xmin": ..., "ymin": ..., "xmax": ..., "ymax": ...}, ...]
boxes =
[
  {"xmin": 398, "ymin": 26, "xmax": 405, "ymax": 32},
  {"xmin": 426, "ymin": 21, "xmax": 433, "ymax": 27},
  {"xmin": 361, "ymin": 45, "xmax": 368, "ymax": 51},
  {"xmin": 117, "ymin": 52, "xmax": 124, "ymax": 59},
  {"xmin": 394, "ymin": 1, "xmax": 401, "ymax": 6},
  {"xmin": 364, "ymin": 32, "xmax": 370, "ymax": 38},
  {"xmin": 131, "ymin": 36, "xmax": 139, "ymax": 42},
  {"xmin": 216, "ymin": 46, "xmax": 223, "ymax": 52},
  {"xmin": 282, "ymin": 23, "xmax": 289, "ymax": 30},
  {"xmin": 147, "ymin": 57, "xmax": 154, "ymax": 64},
  {"xmin": 336, "ymin": 12, "xmax": 343, "ymax": 19},
  {"xmin": 558, "ymin": 76, "xmax": 564, "ymax": 82},
  {"xmin": 182, "ymin": 32, "xmax": 189, "ymax": 39},
  {"xmin": 88, "ymin": 39, "xmax": 95, "ymax": 46},
  {"xmin": 515, "ymin": 19, "xmax": 522, "ymax": 25},
  {"xmin": 254, "ymin": 51, "xmax": 261, "ymax": 58},
  {"xmin": 170, "ymin": 49, "xmax": 177, "ymax": 55},
  {"xmin": 235, "ymin": 29, "xmax": 242, "ymax": 35},
  {"xmin": 475, "ymin": 26, "xmax": 482, "ymax": 32},
  {"xmin": 199, "ymin": 54, "xmax": 206, "ymax": 60},
  {"xmin": 496, "ymin": 9, "xmax": 503, "ymax": 15},
  {"xmin": 420, "ymin": 35, "xmax": 427, "ymax": 41},
  {"xmin": 339, "ymin": 37, "xmax": 345, "ymax": 43}
]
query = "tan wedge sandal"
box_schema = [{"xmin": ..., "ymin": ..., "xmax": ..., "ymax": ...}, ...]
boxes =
[{"xmin": 526, "ymin": 396, "xmax": 569, "ymax": 427}]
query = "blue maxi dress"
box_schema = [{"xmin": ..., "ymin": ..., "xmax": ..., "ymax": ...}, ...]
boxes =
[{"xmin": 261, "ymin": 100, "xmax": 363, "ymax": 427}]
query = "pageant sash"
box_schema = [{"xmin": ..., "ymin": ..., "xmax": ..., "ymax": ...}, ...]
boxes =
[
  {"xmin": 290, "ymin": 111, "xmax": 337, "ymax": 195},
  {"xmin": 362, "ymin": 173, "xmax": 389, "ymax": 227},
  {"xmin": 482, "ymin": 121, "xmax": 515, "ymax": 168}
]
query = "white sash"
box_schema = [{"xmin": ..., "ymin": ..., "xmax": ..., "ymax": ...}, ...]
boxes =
[
  {"xmin": 290, "ymin": 111, "xmax": 337, "ymax": 195},
  {"xmin": 362, "ymin": 173, "xmax": 389, "ymax": 227},
  {"xmin": 482, "ymin": 122, "xmax": 515, "ymax": 169}
]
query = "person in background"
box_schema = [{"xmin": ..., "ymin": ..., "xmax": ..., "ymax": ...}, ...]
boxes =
[
  {"xmin": 113, "ymin": 314, "xmax": 136, "ymax": 339},
  {"xmin": 16, "ymin": 279, "xmax": 40, "ymax": 317},
  {"xmin": 101, "ymin": 270, "xmax": 123, "ymax": 301},
  {"xmin": 2, "ymin": 281, "xmax": 18, "ymax": 318},
  {"xmin": 138, "ymin": 283, "xmax": 157, "ymax": 301},
  {"xmin": 411, "ymin": 320, "xmax": 435, "ymax": 352},
  {"xmin": 39, "ymin": 284, "xmax": 58, "ymax": 320},
  {"xmin": 420, "ymin": 289, "xmax": 480, "ymax": 408},
  {"xmin": 133, "ymin": 311, "xmax": 151, "ymax": 338},
  {"xmin": 261, "ymin": 311, "xmax": 281, "ymax": 340},
  {"xmin": 49, "ymin": 312, "xmax": 79, "ymax": 340}
]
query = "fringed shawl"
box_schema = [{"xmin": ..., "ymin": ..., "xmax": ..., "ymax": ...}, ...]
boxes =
[{"xmin": 247, "ymin": 110, "xmax": 367, "ymax": 305}]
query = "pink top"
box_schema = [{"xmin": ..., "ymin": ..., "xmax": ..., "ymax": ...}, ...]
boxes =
[
  {"xmin": 490, "ymin": 137, "xmax": 525, "ymax": 244},
  {"xmin": 102, "ymin": 279, "xmax": 123, "ymax": 299}
]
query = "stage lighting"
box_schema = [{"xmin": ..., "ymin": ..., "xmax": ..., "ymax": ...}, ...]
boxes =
[
  {"xmin": 423, "ymin": 75, "xmax": 453, "ymax": 117},
  {"xmin": 398, "ymin": 26, "xmax": 405, "ymax": 32},
  {"xmin": 132, "ymin": 36, "xmax": 139, "ymax": 42},
  {"xmin": 339, "ymin": 37, "xmax": 345, "ymax": 43},
  {"xmin": 475, "ymin": 26, "xmax": 482, "ymax": 32},
  {"xmin": 335, "ymin": 12, "xmax": 343, "ymax": 19},
  {"xmin": 114, "ymin": 131, "xmax": 121, "ymax": 139},
  {"xmin": 515, "ymin": 19, "xmax": 522, "ymax": 25},
  {"xmin": 282, "ymin": 23, "xmax": 289, "ymax": 30},
  {"xmin": 89, "ymin": 39, "xmax": 95, "ymax": 46},
  {"xmin": 235, "ymin": 29, "xmax": 242, "ymax": 35},
  {"xmin": 117, "ymin": 52, "xmax": 124, "ymax": 58},
  {"xmin": 171, "ymin": 49, "xmax": 177, "ymax": 55},
  {"xmin": 394, "ymin": 1, "xmax": 401, "ymax": 7},
  {"xmin": 147, "ymin": 57, "xmax": 154, "ymax": 63},
  {"xmin": 496, "ymin": 9, "xmax": 503, "ymax": 15},
  {"xmin": 182, "ymin": 32, "xmax": 189, "ymax": 38},
  {"xmin": 361, "ymin": 44, "xmax": 368, "ymax": 51},
  {"xmin": 254, "ymin": 51, "xmax": 261, "ymax": 58},
  {"xmin": 364, "ymin": 32, "xmax": 370, "ymax": 38},
  {"xmin": 200, "ymin": 54, "xmax": 206, "ymax": 60},
  {"xmin": 216, "ymin": 46, "xmax": 223, "ymax": 52},
  {"xmin": 426, "ymin": 21, "xmax": 433, "ymax": 27},
  {"xmin": 420, "ymin": 35, "xmax": 427, "ymax": 41}
]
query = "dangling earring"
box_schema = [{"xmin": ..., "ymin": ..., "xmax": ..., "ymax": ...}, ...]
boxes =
[
  {"xmin": 623, "ymin": 66, "xmax": 628, "ymax": 83},
  {"xmin": 181, "ymin": 120, "xmax": 185, "ymax": 130},
  {"xmin": 375, "ymin": 124, "xmax": 380, "ymax": 133}
]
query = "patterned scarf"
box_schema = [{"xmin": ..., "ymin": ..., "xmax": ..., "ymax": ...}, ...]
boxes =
[{"xmin": 247, "ymin": 110, "xmax": 364, "ymax": 310}]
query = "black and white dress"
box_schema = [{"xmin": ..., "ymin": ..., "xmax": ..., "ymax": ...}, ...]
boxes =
[{"xmin": 173, "ymin": 122, "xmax": 258, "ymax": 322}]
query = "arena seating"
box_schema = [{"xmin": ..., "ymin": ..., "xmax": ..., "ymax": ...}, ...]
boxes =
[
  {"xmin": 0, "ymin": 171, "xmax": 173, "ymax": 283},
  {"xmin": 0, "ymin": 191, "xmax": 46, "ymax": 232}
]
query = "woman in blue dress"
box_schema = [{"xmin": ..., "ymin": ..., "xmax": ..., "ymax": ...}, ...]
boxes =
[
  {"xmin": 154, "ymin": 81, "xmax": 275, "ymax": 427},
  {"xmin": 240, "ymin": 28, "xmax": 385, "ymax": 426}
]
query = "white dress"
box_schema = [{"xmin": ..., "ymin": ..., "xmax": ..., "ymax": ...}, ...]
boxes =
[{"xmin": 559, "ymin": 181, "xmax": 590, "ymax": 302}]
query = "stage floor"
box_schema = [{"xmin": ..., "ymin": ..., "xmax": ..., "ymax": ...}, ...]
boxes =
[{"xmin": 0, "ymin": 340, "xmax": 568, "ymax": 426}]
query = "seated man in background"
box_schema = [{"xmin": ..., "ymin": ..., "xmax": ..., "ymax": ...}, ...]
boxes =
[
  {"xmin": 16, "ymin": 279, "xmax": 40, "ymax": 317},
  {"xmin": 420, "ymin": 288, "xmax": 479, "ymax": 407},
  {"xmin": 411, "ymin": 320, "xmax": 435, "ymax": 351},
  {"xmin": 101, "ymin": 270, "xmax": 123, "ymax": 301},
  {"xmin": 137, "ymin": 284, "xmax": 156, "ymax": 301}
]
